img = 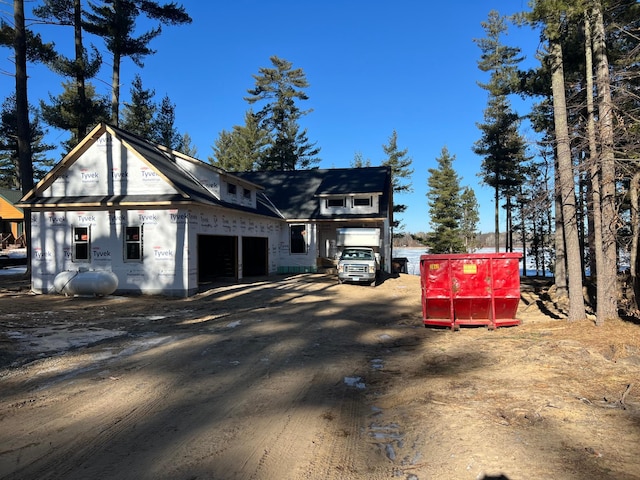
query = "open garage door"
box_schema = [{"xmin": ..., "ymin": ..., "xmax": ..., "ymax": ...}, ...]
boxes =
[
  {"xmin": 198, "ymin": 235, "xmax": 237, "ymax": 282},
  {"xmin": 242, "ymin": 237, "xmax": 268, "ymax": 276}
]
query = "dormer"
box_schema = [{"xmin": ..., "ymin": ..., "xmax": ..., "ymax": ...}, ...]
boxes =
[
  {"xmin": 169, "ymin": 148, "xmax": 261, "ymax": 209},
  {"xmin": 221, "ymin": 175, "xmax": 259, "ymax": 209},
  {"xmin": 318, "ymin": 193, "xmax": 380, "ymax": 216}
]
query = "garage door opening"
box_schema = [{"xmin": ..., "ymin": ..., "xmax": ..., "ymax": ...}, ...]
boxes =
[
  {"xmin": 198, "ymin": 235, "xmax": 237, "ymax": 282},
  {"xmin": 242, "ymin": 237, "xmax": 268, "ymax": 276}
]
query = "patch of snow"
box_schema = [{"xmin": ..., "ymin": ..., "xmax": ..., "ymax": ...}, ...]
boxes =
[
  {"xmin": 344, "ymin": 376, "xmax": 366, "ymax": 389},
  {"xmin": 0, "ymin": 266, "xmax": 26, "ymax": 275},
  {"xmin": 226, "ymin": 320, "xmax": 241, "ymax": 328},
  {"xmin": 370, "ymin": 358, "xmax": 384, "ymax": 370}
]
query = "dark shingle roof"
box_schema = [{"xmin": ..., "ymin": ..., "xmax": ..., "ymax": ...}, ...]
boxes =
[
  {"xmin": 236, "ymin": 167, "xmax": 390, "ymax": 220},
  {"xmin": 0, "ymin": 188, "xmax": 23, "ymax": 204}
]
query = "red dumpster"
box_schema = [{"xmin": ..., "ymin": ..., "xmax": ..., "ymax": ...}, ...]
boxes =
[{"xmin": 420, "ymin": 252, "xmax": 522, "ymax": 329}]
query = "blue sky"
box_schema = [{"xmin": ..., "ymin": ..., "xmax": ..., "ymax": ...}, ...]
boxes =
[{"xmin": 2, "ymin": 0, "xmax": 542, "ymax": 233}]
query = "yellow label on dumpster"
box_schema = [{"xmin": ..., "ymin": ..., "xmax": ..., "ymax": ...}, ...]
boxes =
[
  {"xmin": 463, "ymin": 264, "xmax": 477, "ymax": 274},
  {"xmin": 429, "ymin": 263, "xmax": 440, "ymax": 270}
]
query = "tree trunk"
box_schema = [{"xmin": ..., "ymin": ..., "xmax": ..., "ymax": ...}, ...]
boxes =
[
  {"xmin": 494, "ymin": 183, "xmax": 500, "ymax": 252},
  {"xmin": 593, "ymin": 0, "xmax": 619, "ymax": 324},
  {"xmin": 508, "ymin": 195, "xmax": 514, "ymax": 252},
  {"xmin": 550, "ymin": 37, "xmax": 586, "ymax": 321},
  {"xmin": 13, "ymin": 0, "xmax": 33, "ymax": 273},
  {"xmin": 585, "ymin": 9, "xmax": 603, "ymax": 302},
  {"xmin": 111, "ymin": 50, "xmax": 121, "ymax": 125},
  {"xmin": 630, "ymin": 171, "xmax": 640, "ymax": 309},
  {"xmin": 554, "ymin": 158, "xmax": 568, "ymax": 298},
  {"xmin": 74, "ymin": 0, "xmax": 88, "ymax": 138},
  {"xmin": 520, "ymin": 188, "xmax": 527, "ymax": 277}
]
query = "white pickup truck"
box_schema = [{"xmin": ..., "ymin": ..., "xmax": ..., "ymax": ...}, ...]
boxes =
[{"xmin": 337, "ymin": 246, "xmax": 380, "ymax": 286}]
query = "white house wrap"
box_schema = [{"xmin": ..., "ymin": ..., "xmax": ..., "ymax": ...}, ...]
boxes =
[{"xmin": 19, "ymin": 124, "xmax": 393, "ymax": 297}]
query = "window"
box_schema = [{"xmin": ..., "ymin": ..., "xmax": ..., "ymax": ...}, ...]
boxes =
[
  {"xmin": 227, "ymin": 183, "xmax": 237, "ymax": 195},
  {"xmin": 125, "ymin": 226, "xmax": 143, "ymax": 261},
  {"xmin": 327, "ymin": 197, "xmax": 345, "ymax": 208},
  {"xmin": 73, "ymin": 226, "xmax": 90, "ymax": 261},
  {"xmin": 243, "ymin": 187, "xmax": 251, "ymax": 200},
  {"xmin": 290, "ymin": 224, "xmax": 307, "ymax": 254},
  {"xmin": 353, "ymin": 197, "xmax": 372, "ymax": 207}
]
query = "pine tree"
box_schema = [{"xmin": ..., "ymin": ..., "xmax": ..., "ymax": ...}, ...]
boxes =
[
  {"xmin": 245, "ymin": 56, "xmax": 320, "ymax": 170},
  {"xmin": 381, "ymin": 130, "xmax": 414, "ymax": 230},
  {"xmin": 40, "ymin": 81, "xmax": 109, "ymax": 151},
  {"xmin": 473, "ymin": 95, "xmax": 527, "ymax": 252},
  {"xmin": 84, "ymin": 0, "xmax": 191, "ymax": 124},
  {"xmin": 121, "ymin": 74, "xmax": 156, "ymax": 139},
  {"xmin": 474, "ymin": 10, "xmax": 527, "ymax": 252},
  {"xmin": 526, "ymin": 0, "xmax": 586, "ymax": 322},
  {"xmin": 460, "ymin": 186, "xmax": 480, "ymax": 252},
  {"xmin": 209, "ymin": 110, "xmax": 269, "ymax": 171},
  {"xmin": 153, "ymin": 95, "xmax": 181, "ymax": 150},
  {"xmin": 426, "ymin": 147, "xmax": 465, "ymax": 253},
  {"xmin": 0, "ymin": 0, "xmax": 56, "ymax": 192},
  {"xmin": 34, "ymin": 0, "xmax": 104, "ymax": 143},
  {"xmin": 179, "ymin": 132, "xmax": 198, "ymax": 157},
  {"xmin": 0, "ymin": 95, "xmax": 55, "ymax": 189}
]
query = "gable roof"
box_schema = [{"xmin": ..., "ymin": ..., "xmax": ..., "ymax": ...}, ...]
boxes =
[
  {"xmin": 18, "ymin": 124, "xmax": 281, "ymax": 219},
  {"xmin": 236, "ymin": 167, "xmax": 391, "ymax": 220}
]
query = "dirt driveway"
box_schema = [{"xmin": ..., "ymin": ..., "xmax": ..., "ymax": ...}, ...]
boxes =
[{"xmin": 0, "ymin": 272, "xmax": 639, "ymax": 480}]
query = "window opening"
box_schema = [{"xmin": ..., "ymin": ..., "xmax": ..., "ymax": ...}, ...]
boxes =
[
  {"xmin": 125, "ymin": 226, "xmax": 143, "ymax": 261},
  {"xmin": 354, "ymin": 197, "xmax": 372, "ymax": 207},
  {"xmin": 73, "ymin": 226, "xmax": 90, "ymax": 261}
]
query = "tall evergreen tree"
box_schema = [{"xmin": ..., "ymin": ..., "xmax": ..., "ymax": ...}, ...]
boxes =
[
  {"xmin": 179, "ymin": 132, "xmax": 198, "ymax": 157},
  {"xmin": 382, "ymin": 130, "xmax": 414, "ymax": 231},
  {"xmin": 84, "ymin": 0, "xmax": 191, "ymax": 125},
  {"xmin": 0, "ymin": 95, "xmax": 55, "ymax": 189},
  {"xmin": 460, "ymin": 186, "xmax": 480, "ymax": 253},
  {"xmin": 209, "ymin": 110, "xmax": 269, "ymax": 171},
  {"xmin": 474, "ymin": 10, "xmax": 526, "ymax": 252},
  {"xmin": 153, "ymin": 94, "xmax": 181, "ymax": 150},
  {"xmin": 473, "ymin": 94, "xmax": 527, "ymax": 252},
  {"xmin": 245, "ymin": 55, "xmax": 320, "ymax": 170},
  {"xmin": 40, "ymin": 81, "xmax": 109, "ymax": 151},
  {"xmin": 0, "ymin": 1, "xmax": 56, "ymax": 191},
  {"xmin": 210, "ymin": 130, "xmax": 236, "ymax": 171},
  {"xmin": 1, "ymin": 0, "xmax": 56, "ymax": 272},
  {"xmin": 34, "ymin": 0, "xmax": 104, "ymax": 144},
  {"xmin": 426, "ymin": 147, "xmax": 465, "ymax": 253},
  {"xmin": 121, "ymin": 74, "xmax": 156, "ymax": 139},
  {"xmin": 526, "ymin": 0, "xmax": 587, "ymax": 322},
  {"xmin": 591, "ymin": 0, "xmax": 618, "ymax": 324}
]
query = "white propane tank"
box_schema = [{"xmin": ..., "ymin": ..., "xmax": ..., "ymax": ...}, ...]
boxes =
[{"xmin": 54, "ymin": 269, "xmax": 118, "ymax": 296}]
